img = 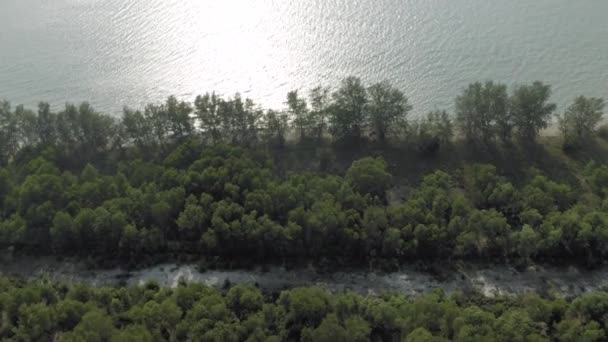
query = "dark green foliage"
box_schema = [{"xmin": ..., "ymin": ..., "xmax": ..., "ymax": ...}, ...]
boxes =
[
  {"xmin": 559, "ymin": 96, "xmax": 605, "ymax": 149},
  {"xmin": 0, "ymin": 101, "xmax": 19, "ymax": 165},
  {"xmin": 0, "ymin": 81, "xmax": 607, "ymax": 267},
  {"xmin": 346, "ymin": 157, "xmax": 392, "ymax": 198},
  {"xmin": 412, "ymin": 111, "xmax": 453, "ymax": 156},
  {"xmin": 329, "ymin": 76, "xmax": 368, "ymax": 143},
  {"xmin": 2, "ymin": 80, "xmax": 608, "ymax": 340},
  {"xmin": 0, "ymin": 139, "xmax": 607, "ymax": 266},
  {"xmin": 194, "ymin": 92, "xmax": 223, "ymax": 145},
  {"xmin": 2, "ymin": 78, "xmax": 604, "ymax": 157},
  {"xmin": 263, "ymin": 109, "xmax": 290, "ymax": 148},
  {"xmin": 456, "ymin": 81, "xmax": 509, "ymax": 146},
  {"xmin": 455, "ymin": 81, "xmax": 564, "ymax": 146},
  {"xmin": 56, "ymin": 102, "xmax": 117, "ymax": 160},
  {"xmin": 366, "ymin": 81, "xmax": 412, "ymax": 143},
  {"xmin": 510, "ymin": 82, "xmax": 556, "ymax": 143},
  {"xmin": 287, "ymin": 90, "xmax": 311, "ymax": 142},
  {"xmin": 2, "ymin": 277, "xmax": 604, "ymax": 342},
  {"xmin": 308, "ymin": 86, "xmax": 332, "ymax": 143},
  {"xmin": 598, "ymin": 124, "xmax": 608, "ymax": 141}
]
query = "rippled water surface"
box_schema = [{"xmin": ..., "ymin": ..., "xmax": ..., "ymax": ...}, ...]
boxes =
[{"xmin": 1, "ymin": 0, "xmax": 607, "ymax": 114}]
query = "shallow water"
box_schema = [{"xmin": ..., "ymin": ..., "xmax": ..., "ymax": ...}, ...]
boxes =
[
  {"xmin": 2, "ymin": 258, "xmax": 607, "ymax": 298},
  {"xmin": 1, "ymin": 0, "xmax": 607, "ymax": 115}
]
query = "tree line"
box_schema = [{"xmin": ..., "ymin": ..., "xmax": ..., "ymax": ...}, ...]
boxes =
[
  {"xmin": 1, "ymin": 276, "xmax": 607, "ymax": 342},
  {"xmin": 3, "ymin": 142, "xmax": 608, "ymax": 267},
  {"xmin": 0, "ymin": 78, "xmax": 606, "ymax": 268},
  {"xmin": 456, "ymin": 81, "xmax": 605, "ymax": 149},
  {"xmin": 0, "ymin": 78, "xmax": 605, "ymax": 167}
]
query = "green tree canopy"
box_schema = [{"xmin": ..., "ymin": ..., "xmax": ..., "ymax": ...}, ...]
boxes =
[
  {"xmin": 456, "ymin": 81, "xmax": 509, "ymax": 145},
  {"xmin": 510, "ymin": 81, "xmax": 556, "ymax": 142},
  {"xmin": 346, "ymin": 157, "xmax": 392, "ymax": 198}
]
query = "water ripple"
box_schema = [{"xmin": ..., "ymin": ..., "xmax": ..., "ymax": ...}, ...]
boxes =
[{"xmin": 0, "ymin": 0, "xmax": 607, "ymax": 115}]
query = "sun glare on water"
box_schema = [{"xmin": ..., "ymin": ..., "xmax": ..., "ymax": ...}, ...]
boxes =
[{"xmin": 180, "ymin": 0, "xmax": 293, "ymax": 104}]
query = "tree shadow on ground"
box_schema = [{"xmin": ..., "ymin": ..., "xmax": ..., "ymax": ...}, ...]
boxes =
[
  {"xmin": 276, "ymin": 137, "xmax": 608, "ymax": 189},
  {"xmin": 562, "ymin": 138, "xmax": 608, "ymax": 165}
]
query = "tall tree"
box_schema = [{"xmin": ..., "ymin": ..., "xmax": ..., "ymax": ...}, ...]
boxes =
[
  {"xmin": 195, "ymin": 92, "xmax": 223, "ymax": 144},
  {"xmin": 0, "ymin": 101, "xmax": 18, "ymax": 164},
  {"xmin": 164, "ymin": 96, "xmax": 194, "ymax": 141},
  {"xmin": 77, "ymin": 103, "xmax": 116, "ymax": 157},
  {"xmin": 55, "ymin": 104, "xmax": 79, "ymax": 155},
  {"xmin": 286, "ymin": 90, "xmax": 309, "ymax": 141},
  {"xmin": 559, "ymin": 96, "xmax": 605, "ymax": 146},
  {"xmin": 122, "ymin": 107, "xmax": 156, "ymax": 152},
  {"xmin": 138, "ymin": 97, "xmax": 193, "ymax": 147},
  {"xmin": 144, "ymin": 103, "xmax": 169, "ymax": 149},
  {"xmin": 510, "ymin": 82, "xmax": 556, "ymax": 143},
  {"xmin": 37, "ymin": 102, "xmax": 56, "ymax": 146},
  {"xmin": 56, "ymin": 103, "xmax": 115, "ymax": 159},
  {"xmin": 242, "ymin": 97, "xmax": 264, "ymax": 146},
  {"xmin": 455, "ymin": 81, "xmax": 509, "ymax": 145},
  {"xmin": 220, "ymin": 94, "xmax": 262, "ymax": 146},
  {"xmin": 414, "ymin": 111, "xmax": 454, "ymax": 155},
  {"xmin": 14, "ymin": 105, "xmax": 38, "ymax": 150},
  {"xmin": 366, "ymin": 81, "xmax": 412, "ymax": 143},
  {"xmin": 263, "ymin": 110, "xmax": 290, "ymax": 148},
  {"xmin": 330, "ymin": 77, "xmax": 368, "ymax": 142},
  {"xmin": 309, "ymin": 86, "xmax": 331, "ymax": 142}
]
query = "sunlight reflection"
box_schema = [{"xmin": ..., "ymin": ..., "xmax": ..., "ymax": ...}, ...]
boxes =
[{"xmin": 186, "ymin": 0, "xmax": 293, "ymax": 106}]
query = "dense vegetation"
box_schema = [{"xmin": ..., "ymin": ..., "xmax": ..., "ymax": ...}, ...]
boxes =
[
  {"xmin": 5, "ymin": 140, "xmax": 608, "ymax": 268},
  {"xmin": 0, "ymin": 77, "xmax": 604, "ymax": 163},
  {"xmin": 2, "ymin": 276, "xmax": 608, "ymax": 342},
  {"xmin": 0, "ymin": 77, "xmax": 606, "ymax": 269}
]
